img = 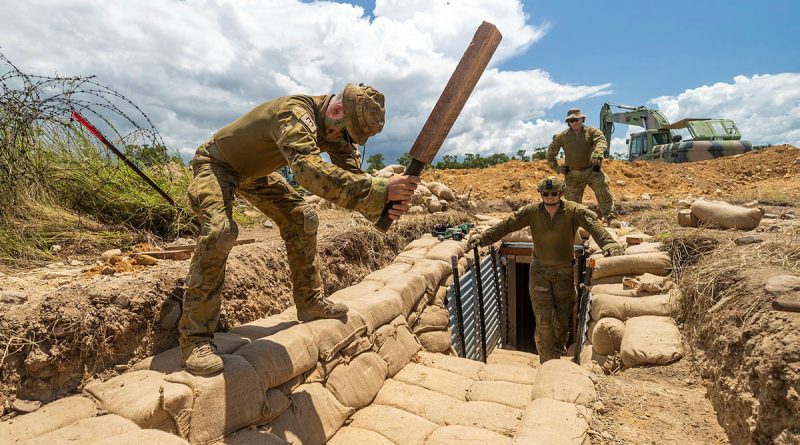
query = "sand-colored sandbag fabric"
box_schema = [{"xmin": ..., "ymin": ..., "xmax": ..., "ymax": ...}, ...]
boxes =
[
  {"xmin": 442, "ymin": 400, "xmax": 523, "ymax": 436},
  {"xmin": 591, "ymin": 317, "xmax": 625, "ymax": 356},
  {"xmin": 17, "ymin": 414, "xmax": 139, "ymax": 445},
  {"xmin": 530, "ymin": 359, "xmax": 596, "ymax": 406},
  {"xmin": 228, "ymin": 313, "xmax": 300, "ymax": 342},
  {"xmin": 590, "ymin": 283, "xmax": 639, "ymax": 298},
  {"xmin": 426, "ymin": 425, "xmax": 513, "ymax": 445},
  {"xmin": 266, "ymin": 382, "xmax": 354, "ymax": 445},
  {"xmin": 0, "ymin": 396, "xmax": 97, "ymax": 444},
  {"xmin": 412, "ymin": 350, "xmax": 485, "ymax": 380},
  {"xmin": 690, "ymin": 198, "xmax": 764, "ymax": 230},
  {"xmin": 234, "ymin": 323, "xmax": 319, "ymax": 389},
  {"xmin": 592, "ymin": 252, "xmax": 671, "ymax": 280},
  {"xmin": 486, "ymin": 351, "xmax": 537, "ymax": 367},
  {"xmin": 513, "ymin": 398, "xmax": 591, "ymax": 445},
  {"xmin": 425, "ymin": 194, "xmax": 442, "ymax": 212},
  {"xmin": 579, "ymin": 344, "xmax": 609, "ymax": 370},
  {"xmin": 622, "ymin": 273, "xmax": 675, "ymax": 294},
  {"xmin": 131, "ymin": 332, "xmax": 251, "ymax": 373},
  {"xmin": 409, "ymin": 259, "xmax": 451, "ymax": 294},
  {"xmin": 84, "ymin": 370, "xmax": 174, "ymax": 431},
  {"xmin": 417, "ymin": 328, "xmax": 453, "ymax": 353},
  {"xmin": 467, "ymin": 380, "xmax": 534, "ymax": 409},
  {"xmin": 620, "ymin": 316, "xmax": 683, "ymax": 367},
  {"xmin": 92, "ymin": 429, "xmax": 190, "ymax": 445},
  {"xmin": 591, "ymin": 293, "xmax": 678, "ymax": 321},
  {"xmin": 305, "ymin": 312, "xmax": 368, "ymax": 361},
  {"xmin": 394, "ymin": 362, "xmax": 473, "ymax": 400},
  {"xmin": 374, "ymin": 318, "xmax": 421, "ymax": 377},
  {"xmin": 374, "ymin": 378, "xmax": 463, "ymax": 425},
  {"xmin": 425, "ymin": 239, "xmax": 467, "ymax": 263},
  {"xmin": 258, "ymin": 389, "xmax": 292, "ymax": 425},
  {"xmin": 413, "ymin": 304, "xmax": 450, "ymax": 334},
  {"xmin": 383, "ymin": 272, "xmax": 428, "ymax": 317},
  {"xmin": 332, "ymin": 289, "xmax": 405, "ymax": 331},
  {"xmin": 625, "ymin": 241, "xmax": 663, "ymax": 255},
  {"xmin": 162, "ymin": 354, "xmax": 266, "ymax": 445},
  {"xmin": 590, "ymin": 274, "xmax": 628, "ymax": 285},
  {"xmin": 364, "ymin": 262, "xmax": 413, "ymax": 283},
  {"xmin": 478, "ymin": 363, "xmax": 538, "ymax": 385},
  {"xmin": 327, "ymin": 426, "xmax": 395, "ymax": 445},
  {"xmin": 324, "ymin": 351, "xmax": 388, "ymax": 409},
  {"xmin": 677, "ymin": 208, "xmax": 699, "ymax": 227},
  {"xmin": 426, "ymin": 181, "xmax": 457, "ymax": 202},
  {"xmin": 404, "ymin": 235, "xmax": 441, "ymax": 250},
  {"xmin": 349, "ymin": 405, "xmax": 438, "ymax": 445},
  {"xmin": 217, "ymin": 428, "xmax": 289, "ymax": 445}
]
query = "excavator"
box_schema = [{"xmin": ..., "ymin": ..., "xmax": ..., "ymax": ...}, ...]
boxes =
[{"xmin": 599, "ymin": 103, "xmax": 752, "ymax": 162}]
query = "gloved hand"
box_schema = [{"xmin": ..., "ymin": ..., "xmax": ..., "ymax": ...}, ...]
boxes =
[
  {"xmin": 467, "ymin": 235, "xmax": 482, "ymax": 250},
  {"xmin": 591, "ymin": 157, "xmax": 602, "ymax": 172},
  {"xmin": 602, "ymin": 244, "xmax": 624, "ymax": 257},
  {"xmin": 561, "ymin": 165, "xmax": 571, "ymax": 175}
]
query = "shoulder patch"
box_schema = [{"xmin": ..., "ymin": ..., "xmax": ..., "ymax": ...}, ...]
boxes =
[{"xmin": 291, "ymin": 106, "xmax": 317, "ymax": 134}]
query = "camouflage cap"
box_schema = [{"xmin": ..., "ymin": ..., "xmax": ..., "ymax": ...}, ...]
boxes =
[
  {"xmin": 342, "ymin": 83, "xmax": 385, "ymax": 145},
  {"xmin": 537, "ymin": 176, "xmax": 566, "ymax": 192},
  {"xmin": 565, "ymin": 108, "xmax": 586, "ymax": 121}
]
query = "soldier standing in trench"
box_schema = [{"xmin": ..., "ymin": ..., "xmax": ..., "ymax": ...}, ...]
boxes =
[
  {"xmin": 181, "ymin": 83, "xmax": 419, "ymax": 375},
  {"xmin": 469, "ymin": 176, "xmax": 623, "ymax": 363},
  {"xmin": 547, "ymin": 108, "xmax": 619, "ymax": 225}
]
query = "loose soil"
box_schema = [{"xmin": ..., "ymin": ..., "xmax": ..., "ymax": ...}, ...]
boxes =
[{"xmin": 1, "ymin": 145, "xmax": 799, "ymax": 444}]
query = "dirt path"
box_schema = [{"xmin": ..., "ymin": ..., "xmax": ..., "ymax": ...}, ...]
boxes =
[{"xmin": 591, "ymin": 356, "xmax": 729, "ymax": 445}]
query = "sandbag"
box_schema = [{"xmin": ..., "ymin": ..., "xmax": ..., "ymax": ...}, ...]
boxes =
[
  {"xmin": 590, "ymin": 274, "xmax": 628, "ymax": 285},
  {"xmin": 325, "ymin": 351, "xmax": 388, "ymax": 409},
  {"xmin": 364, "ymin": 262, "xmax": 413, "ymax": 284},
  {"xmin": 375, "ymin": 318, "xmax": 422, "ymax": 376},
  {"xmin": 579, "ymin": 345, "xmax": 609, "ymax": 371},
  {"xmin": 589, "ymin": 283, "xmax": 639, "ymax": 298},
  {"xmin": 622, "ymin": 273, "xmax": 675, "ymax": 294},
  {"xmin": 425, "ymin": 240, "xmax": 467, "ymax": 263},
  {"xmin": 84, "ymin": 370, "xmax": 173, "ymax": 431},
  {"xmin": 305, "ymin": 312, "xmax": 368, "ymax": 361},
  {"xmin": 234, "ymin": 323, "xmax": 319, "ymax": 389},
  {"xmin": 92, "ymin": 429, "xmax": 190, "ymax": 445},
  {"xmin": 478, "ymin": 363, "xmax": 538, "ymax": 385},
  {"xmin": 373, "ymin": 379, "xmax": 462, "ymax": 425},
  {"xmin": 258, "ymin": 389, "xmax": 292, "ymax": 425},
  {"xmin": 229, "ymin": 313, "xmax": 300, "ymax": 342},
  {"xmin": 591, "ymin": 293, "xmax": 678, "ymax": 321},
  {"xmin": 413, "ymin": 304, "xmax": 450, "ymax": 334},
  {"xmin": 348, "ymin": 405, "xmax": 438, "ymax": 445},
  {"xmin": 0, "ymin": 396, "xmax": 97, "ymax": 444},
  {"xmin": 514, "ymin": 398, "xmax": 591, "ymax": 445},
  {"xmin": 467, "ymin": 380, "xmax": 534, "ymax": 409},
  {"xmin": 405, "ymin": 235, "xmax": 441, "ymax": 250},
  {"xmin": 486, "ymin": 352, "xmax": 536, "ymax": 367},
  {"xmin": 530, "ymin": 359, "xmax": 596, "ymax": 406},
  {"xmin": 425, "ymin": 194, "xmax": 442, "ymax": 212},
  {"xmin": 163, "ymin": 355, "xmax": 265, "ymax": 445},
  {"xmin": 620, "ymin": 316, "xmax": 683, "ymax": 367},
  {"xmin": 677, "ymin": 209, "xmax": 699, "ymax": 227},
  {"xmin": 417, "ymin": 328, "xmax": 453, "ymax": 353},
  {"xmin": 332, "ymin": 289, "xmax": 405, "ymax": 331},
  {"xmin": 625, "ymin": 242, "xmax": 663, "ymax": 255},
  {"xmin": 17, "ymin": 414, "xmax": 138, "ymax": 445},
  {"xmin": 394, "ymin": 362, "xmax": 473, "ymax": 400},
  {"xmin": 267, "ymin": 383, "xmax": 355, "ymax": 445},
  {"xmin": 409, "ymin": 259, "xmax": 451, "ymax": 294},
  {"xmin": 412, "ymin": 350, "xmax": 485, "ymax": 380},
  {"xmin": 327, "ymin": 426, "xmax": 395, "ymax": 445},
  {"xmin": 426, "ymin": 181, "xmax": 457, "ymax": 202},
  {"xmin": 426, "ymin": 425, "xmax": 513, "ymax": 445},
  {"xmin": 131, "ymin": 332, "xmax": 251, "ymax": 373},
  {"xmin": 592, "ymin": 252, "xmax": 671, "ymax": 280},
  {"xmin": 383, "ymin": 273, "xmax": 428, "ymax": 317},
  {"xmin": 204, "ymin": 428, "xmax": 288, "ymax": 445},
  {"xmin": 442, "ymin": 401, "xmax": 523, "ymax": 436},
  {"xmin": 690, "ymin": 198, "xmax": 764, "ymax": 230},
  {"xmin": 591, "ymin": 317, "xmax": 625, "ymax": 356}
]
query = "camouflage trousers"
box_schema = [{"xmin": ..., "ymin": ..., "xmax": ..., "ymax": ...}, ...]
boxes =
[
  {"xmin": 179, "ymin": 142, "xmax": 322, "ymax": 348},
  {"xmin": 564, "ymin": 167, "xmax": 618, "ymax": 220},
  {"xmin": 528, "ymin": 260, "xmax": 577, "ymax": 364}
]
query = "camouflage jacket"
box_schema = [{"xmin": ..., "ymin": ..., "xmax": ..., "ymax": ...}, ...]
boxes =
[
  {"xmin": 206, "ymin": 94, "xmax": 387, "ymax": 218},
  {"xmin": 546, "ymin": 125, "xmax": 607, "ymax": 171},
  {"xmin": 478, "ymin": 200, "xmax": 619, "ymax": 266}
]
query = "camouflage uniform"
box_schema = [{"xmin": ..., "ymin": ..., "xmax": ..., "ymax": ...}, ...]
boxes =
[
  {"xmin": 181, "ymin": 90, "xmax": 387, "ymax": 355},
  {"xmin": 475, "ymin": 199, "xmax": 620, "ymax": 363},
  {"xmin": 547, "ymin": 121, "xmax": 618, "ymax": 220}
]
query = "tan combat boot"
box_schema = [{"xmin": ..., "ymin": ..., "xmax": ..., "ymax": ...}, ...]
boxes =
[
  {"xmin": 181, "ymin": 341, "xmax": 224, "ymax": 376},
  {"xmin": 297, "ymin": 297, "xmax": 348, "ymax": 322}
]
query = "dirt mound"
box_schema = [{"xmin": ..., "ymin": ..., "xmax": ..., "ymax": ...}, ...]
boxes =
[{"xmin": 423, "ymin": 145, "xmax": 800, "ymax": 204}]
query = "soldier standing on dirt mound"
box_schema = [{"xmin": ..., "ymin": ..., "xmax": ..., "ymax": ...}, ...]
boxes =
[
  {"xmin": 469, "ymin": 176, "xmax": 623, "ymax": 363},
  {"xmin": 546, "ymin": 108, "xmax": 619, "ymax": 225},
  {"xmin": 181, "ymin": 84, "xmax": 419, "ymax": 375}
]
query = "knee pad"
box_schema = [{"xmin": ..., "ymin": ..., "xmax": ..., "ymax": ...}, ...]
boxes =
[
  {"xmin": 209, "ymin": 215, "xmax": 238, "ymax": 251},
  {"xmin": 291, "ymin": 205, "xmax": 319, "ymax": 235}
]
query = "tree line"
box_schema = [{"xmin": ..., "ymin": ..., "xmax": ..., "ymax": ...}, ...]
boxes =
[{"xmin": 365, "ymin": 147, "xmax": 548, "ymax": 173}]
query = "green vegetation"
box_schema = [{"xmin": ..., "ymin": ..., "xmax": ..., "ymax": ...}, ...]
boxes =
[{"xmin": 392, "ymin": 146, "xmax": 548, "ymax": 170}]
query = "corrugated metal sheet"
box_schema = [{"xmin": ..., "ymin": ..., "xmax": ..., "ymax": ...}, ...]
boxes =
[{"xmin": 447, "ymin": 250, "xmax": 506, "ymax": 361}]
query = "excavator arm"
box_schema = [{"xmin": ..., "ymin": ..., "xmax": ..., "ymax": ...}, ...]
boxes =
[{"xmin": 599, "ymin": 103, "xmax": 671, "ymax": 141}]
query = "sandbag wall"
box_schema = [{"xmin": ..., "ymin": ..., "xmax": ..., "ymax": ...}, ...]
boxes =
[
  {"xmin": 581, "ymin": 228, "xmax": 684, "ymax": 369},
  {"xmin": 676, "ymin": 197, "xmax": 764, "ymax": 229},
  {"xmin": 0, "ymin": 235, "xmax": 466, "ymax": 445}
]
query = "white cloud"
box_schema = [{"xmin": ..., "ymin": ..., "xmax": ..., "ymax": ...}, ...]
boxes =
[
  {"xmin": 1, "ymin": 0, "xmax": 610, "ymax": 164},
  {"xmin": 649, "ymin": 73, "xmax": 800, "ymax": 147}
]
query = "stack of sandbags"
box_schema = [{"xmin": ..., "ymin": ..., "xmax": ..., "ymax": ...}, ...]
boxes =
[
  {"xmin": 590, "ymin": 251, "xmax": 671, "ymax": 285},
  {"xmin": 620, "ymin": 316, "xmax": 683, "ymax": 367},
  {"xmin": 679, "ymin": 198, "xmax": 764, "ymax": 230}
]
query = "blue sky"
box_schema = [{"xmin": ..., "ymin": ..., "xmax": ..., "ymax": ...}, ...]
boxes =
[{"xmin": 2, "ymin": 0, "xmax": 798, "ymax": 162}]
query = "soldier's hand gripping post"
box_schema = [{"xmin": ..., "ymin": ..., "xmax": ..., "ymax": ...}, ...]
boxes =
[{"xmin": 375, "ymin": 21, "xmax": 502, "ymax": 231}]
